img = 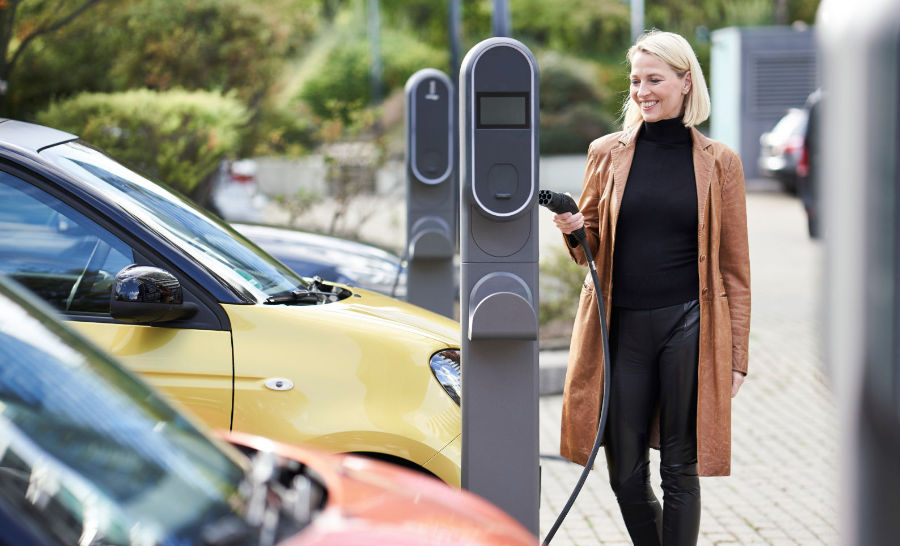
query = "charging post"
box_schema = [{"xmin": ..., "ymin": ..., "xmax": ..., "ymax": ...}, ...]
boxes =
[
  {"xmin": 405, "ymin": 68, "xmax": 455, "ymax": 318},
  {"xmin": 459, "ymin": 37, "xmax": 540, "ymax": 534}
]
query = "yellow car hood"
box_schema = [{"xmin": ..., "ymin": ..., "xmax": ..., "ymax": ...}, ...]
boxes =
[
  {"xmin": 308, "ymin": 287, "xmax": 460, "ymax": 345},
  {"xmin": 225, "ymin": 286, "xmax": 459, "ymax": 350}
]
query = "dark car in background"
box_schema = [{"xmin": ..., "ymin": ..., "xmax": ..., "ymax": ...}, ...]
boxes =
[
  {"xmin": 0, "ymin": 275, "xmax": 536, "ymax": 545},
  {"xmin": 232, "ymin": 222, "xmax": 407, "ymax": 299},
  {"xmin": 758, "ymin": 107, "xmax": 809, "ymax": 194},
  {"xmin": 797, "ymin": 89, "xmax": 823, "ymax": 239}
]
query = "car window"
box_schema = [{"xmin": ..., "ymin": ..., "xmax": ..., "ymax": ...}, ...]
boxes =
[
  {"xmin": 0, "ymin": 286, "xmax": 247, "ymax": 545},
  {"xmin": 40, "ymin": 142, "xmax": 310, "ymax": 302},
  {"xmin": 0, "ymin": 171, "xmax": 134, "ymax": 315}
]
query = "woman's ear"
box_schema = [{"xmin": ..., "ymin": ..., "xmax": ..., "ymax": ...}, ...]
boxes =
[{"xmin": 683, "ymin": 71, "xmax": 692, "ymax": 94}]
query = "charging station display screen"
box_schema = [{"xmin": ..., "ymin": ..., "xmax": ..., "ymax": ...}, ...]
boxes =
[{"xmin": 477, "ymin": 93, "xmax": 529, "ymax": 128}]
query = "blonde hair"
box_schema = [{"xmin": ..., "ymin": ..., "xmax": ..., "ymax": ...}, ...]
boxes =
[{"xmin": 621, "ymin": 30, "xmax": 711, "ymax": 130}]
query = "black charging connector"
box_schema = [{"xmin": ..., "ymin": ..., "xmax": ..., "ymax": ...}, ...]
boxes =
[
  {"xmin": 538, "ymin": 190, "xmax": 587, "ymax": 244},
  {"xmin": 538, "ymin": 190, "xmax": 611, "ymax": 546}
]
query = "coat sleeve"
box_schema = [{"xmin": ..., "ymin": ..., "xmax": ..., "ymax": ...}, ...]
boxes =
[
  {"xmin": 564, "ymin": 140, "xmax": 605, "ymax": 266},
  {"xmin": 720, "ymin": 151, "xmax": 752, "ymax": 375}
]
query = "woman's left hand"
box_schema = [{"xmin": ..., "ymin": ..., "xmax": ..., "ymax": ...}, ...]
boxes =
[{"xmin": 731, "ymin": 371, "xmax": 745, "ymax": 398}]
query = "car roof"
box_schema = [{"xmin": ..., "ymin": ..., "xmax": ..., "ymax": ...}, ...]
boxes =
[{"xmin": 0, "ymin": 119, "xmax": 78, "ymax": 153}]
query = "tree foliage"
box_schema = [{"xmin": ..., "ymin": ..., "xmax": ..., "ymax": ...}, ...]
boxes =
[
  {"xmin": 0, "ymin": 0, "xmax": 107, "ymax": 111},
  {"xmin": 108, "ymin": 0, "xmax": 310, "ymax": 107},
  {"xmin": 6, "ymin": 0, "xmax": 316, "ymax": 118},
  {"xmin": 511, "ymin": 0, "xmax": 631, "ymax": 58},
  {"xmin": 299, "ymin": 27, "xmax": 445, "ymax": 123},
  {"xmin": 5, "ymin": 0, "xmax": 823, "ymax": 156}
]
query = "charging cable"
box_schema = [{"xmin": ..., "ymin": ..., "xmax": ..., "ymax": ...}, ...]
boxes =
[{"xmin": 537, "ymin": 190, "xmax": 612, "ymax": 545}]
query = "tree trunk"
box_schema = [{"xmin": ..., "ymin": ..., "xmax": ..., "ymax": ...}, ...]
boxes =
[{"xmin": 775, "ymin": 0, "xmax": 788, "ymax": 25}]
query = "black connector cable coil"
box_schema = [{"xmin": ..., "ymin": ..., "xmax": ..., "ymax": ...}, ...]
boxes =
[{"xmin": 538, "ymin": 190, "xmax": 612, "ymax": 546}]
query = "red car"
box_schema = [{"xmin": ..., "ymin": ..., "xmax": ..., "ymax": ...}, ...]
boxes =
[{"xmin": 225, "ymin": 432, "xmax": 536, "ymax": 546}]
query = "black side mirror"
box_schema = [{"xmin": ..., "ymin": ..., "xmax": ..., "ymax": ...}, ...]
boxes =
[{"xmin": 110, "ymin": 265, "xmax": 198, "ymax": 323}]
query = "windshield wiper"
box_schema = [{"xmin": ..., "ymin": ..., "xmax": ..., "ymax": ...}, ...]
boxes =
[
  {"xmin": 263, "ymin": 289, "xmax": 326, "ymax": 305},
  {"xmin": 264, "ymin": 277, "xmax": 347, "ymax": 305}
]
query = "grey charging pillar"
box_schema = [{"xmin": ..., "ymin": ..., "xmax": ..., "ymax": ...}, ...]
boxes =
[
  {"xmin": 819, "ymin": 0, "xmax": 900, "ymax": 543},
  {"xmin": 405, "ymin": 68, "xmax": 455, "ymax": 317},
  {"xmin": 459, "ymin": 37, "xmax": 539, "ymax": 534}
]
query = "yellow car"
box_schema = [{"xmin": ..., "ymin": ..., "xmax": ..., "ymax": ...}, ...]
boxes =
[{"xmin": 0, "ymin": 120, "xmax": 463, "ymax": 485}]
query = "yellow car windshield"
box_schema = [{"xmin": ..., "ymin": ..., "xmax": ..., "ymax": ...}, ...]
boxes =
[{"xmin": 41, "ymin": 141, "xmax": 310, "ymax": 301}]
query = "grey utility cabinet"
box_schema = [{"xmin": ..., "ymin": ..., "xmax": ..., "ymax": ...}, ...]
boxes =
[{"xmin": 710, "ymin": 25, "xmax": 818, "ymax": 178}]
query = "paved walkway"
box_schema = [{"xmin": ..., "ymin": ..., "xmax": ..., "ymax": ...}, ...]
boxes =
[{"xmin": 536, "ymin": 184, "xmax": 839, "ymax": 545}]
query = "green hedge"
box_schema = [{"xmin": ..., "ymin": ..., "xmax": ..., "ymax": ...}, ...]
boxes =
[
  {"xmin": 299, "ymin": 29, "xmax": 445, "ymax": 123},
  {"xmin": 36, "ymin": 89, "xmax": 248, "ymax": 195},
  {"xmin": 541, "ymin": 102, "xmax": 614, "ymax": 154},
  {"xmin": 539, "ymin": 52, "xmax": 615, "ymax": 154}
]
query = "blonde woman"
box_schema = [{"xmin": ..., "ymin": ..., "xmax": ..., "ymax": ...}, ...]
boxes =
[{"xmin": 552, "ymin": 30, "xmax": 751, "ymax": 545}]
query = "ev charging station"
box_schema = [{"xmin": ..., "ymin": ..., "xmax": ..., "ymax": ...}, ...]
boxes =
[
  {"xmin": 459, "ymin": 37, "xmax": 540, "ymax": 534},
  {"xmin": 405, "ymin": 68, "xmax": 456, "ymax": 318}
]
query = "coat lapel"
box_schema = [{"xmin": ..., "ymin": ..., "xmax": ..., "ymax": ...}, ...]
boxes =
[
  {"xmin": 691, "ymin": 127, "xmax": 715, "ymax": 224},
  {"xmin": 609, "ymin": 126, "xmax": 639, "ymax": 241}
]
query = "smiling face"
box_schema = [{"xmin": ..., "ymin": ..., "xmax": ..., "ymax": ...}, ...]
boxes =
[{"xmin": 629, "ymin": 51, "xmax": 691, "ymax": 123}]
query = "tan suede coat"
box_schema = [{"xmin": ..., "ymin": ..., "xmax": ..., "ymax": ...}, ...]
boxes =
[{"xmin": 559, "ymin": 125, "xmax": 751, "ymax": 476}]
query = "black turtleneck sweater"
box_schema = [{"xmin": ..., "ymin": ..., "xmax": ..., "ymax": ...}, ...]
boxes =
[{"xmin": 612, "ymin": 116, "xmax": 698, "ymax": 309}]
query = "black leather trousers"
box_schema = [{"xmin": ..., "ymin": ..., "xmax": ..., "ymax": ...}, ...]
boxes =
[{"xmin": 603, "ymin": 299, "xmax": 701, "ymax": 546}]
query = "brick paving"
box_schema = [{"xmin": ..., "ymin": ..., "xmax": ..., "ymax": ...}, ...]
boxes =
[{"xmin": 537, "ymin": 185, "xmax": 840, "ymax": 545}]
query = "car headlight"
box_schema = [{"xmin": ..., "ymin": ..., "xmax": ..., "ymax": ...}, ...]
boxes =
[{"xmin": 429, "ymin": 349, "xmax": 461, "ymax": 405}]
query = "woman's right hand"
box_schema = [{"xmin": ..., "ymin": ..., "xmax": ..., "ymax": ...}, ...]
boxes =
[{"xmin": 552, "ymin": 211, "xmax": 585, "ymax": 235}]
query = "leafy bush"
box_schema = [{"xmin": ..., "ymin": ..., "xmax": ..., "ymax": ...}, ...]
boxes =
[
  {"xmin": 36, "ymin": 89, "xmax": 248, "ymax": 196},
  {"xmin": 541, "ymin": 102, "xmax": 615, "ymax": 154},
  {"xmin": 299, "ymin": 39, "xmax": 370, "ymax": 124},
  {"xmin": 299, "ymin": 29, "xmax": 445, "ymax": 123},
  {"xmin": 539, "ymin": 52, "xmax": 616, "ymax": 154},
  {"xmin": 539, "ymin": 245, "xmax": 586, "ymax": 344},
  {"xmin": 246, "ymin": 102, "xmax": 320, "ymax": 157}
]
